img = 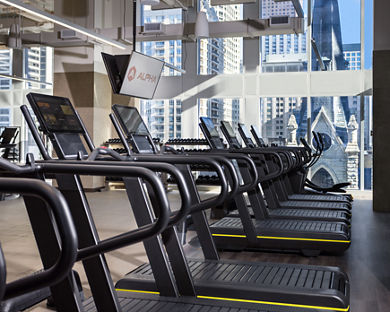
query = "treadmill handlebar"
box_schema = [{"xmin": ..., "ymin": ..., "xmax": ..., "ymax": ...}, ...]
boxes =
[
  {"xmin": 195, "ymin": 151, "xmax": 259, "ymax": 193},
  {"xmin": 0, "ymin": 157, "xmax": 171, "ymax": 261},
  {"xmin": 129, "ymin": 154, "xmax": 230, "ymax": 213},
  {"xmin": 87, "ymin": 147, "xmax": 127, "ymax": 161},
  {"xmin": 2, "ymin": 177, "xmax": 78, "ymax": 300},
  {"xmin": 63, "ymin": 159, "xmax": 192, "ymax": 227}
]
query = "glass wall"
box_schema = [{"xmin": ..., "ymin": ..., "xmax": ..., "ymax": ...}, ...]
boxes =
[
  {"xmin": 198, "ymin": 0, "xmax": 243, "ymax": 74},
  {"xmin": 261, "ymin": 0, "xmax": 307, "ymax": 73}
]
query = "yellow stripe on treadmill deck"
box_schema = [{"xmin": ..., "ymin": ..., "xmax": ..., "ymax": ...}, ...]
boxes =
[
  {"xmin": 211, "ymin": 233, "xmax": 350, "ymax": 243},
  {"xmin": 197, "ymin": 295, "xmax": 350, "ymax": 311},
  {"xmin": 116, "ymin": 289, "xmax": 160, "ymax": 295}
]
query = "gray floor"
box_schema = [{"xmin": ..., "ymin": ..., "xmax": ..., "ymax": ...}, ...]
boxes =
[{"xmin": 1, "ymin": 190, "xmax": 389, "ymax": 312}]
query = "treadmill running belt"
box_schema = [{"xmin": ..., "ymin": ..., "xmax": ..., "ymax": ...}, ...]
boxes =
[
  {"xmin": 228, "ymin": 207, "xmax": 350, "ymax": 222},
  {"xmin": 212, "ymin": 217, "xmax": 347, "ymax": 233},
  {"xmin": 116, "ymin": 259, "xmax": 349, "ymax": 310},
  {"xmin": 279, "ymin": 201, "xmax": 349, "ymax": 209},
  {"xmin": 288, "ymin": 194, "xmax": 348, "ymax": 202},
  {"xmin": 83, "ymin": 292, "xmax": 327, "ymax": 312}
]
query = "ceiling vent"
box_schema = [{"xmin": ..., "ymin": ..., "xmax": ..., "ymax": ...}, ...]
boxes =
[{"xmin": 142, "ymin": 23, "xmax": 166, "ymax": 34}]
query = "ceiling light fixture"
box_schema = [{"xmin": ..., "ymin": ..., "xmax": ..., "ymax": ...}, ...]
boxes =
[{"xmin": 0, "ymin": 0, "xmax": 129, "ymax": 50}]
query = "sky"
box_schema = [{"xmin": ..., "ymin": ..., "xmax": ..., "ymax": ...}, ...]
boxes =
[
  {"xmin": 311, "ymin": 0, "xmax": 373, "ymax": 69},
  {"xmin": 337, "ymin": 0, "xmax": 373, "ymax": 69}
]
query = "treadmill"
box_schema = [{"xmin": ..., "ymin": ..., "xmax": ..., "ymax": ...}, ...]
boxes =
[
  {"xmin": 0, "ymin": 161, "xmax": 341, "ymax": 312},
  {"xmin": 22, "ymin": 93, "xmax": 351, "ymax": 311},
  {"xmin": 219, "ymin": 122, "xmax": 351, "ymax": 224},
  {"xmin": 249, "ymin": 124, "xmax": 352, "ymax": 203},
  {"xmin": 109, "ymin": 104, "xmax": 350, "ymax": 310},
  {"xmin": 198, "ymin": 117, "xmax": 351, "ymax": 255},
  {"xmin": 219, "ymin": 121, "xmax": 351, "ymax": 212}
]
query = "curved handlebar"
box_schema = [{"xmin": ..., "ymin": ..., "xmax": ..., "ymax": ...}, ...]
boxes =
[
  {"xmin": 65, "ymin": 159, "xmax": 191, "ymax": 227},
  {"xmin": 2, "ymin": 178, "xmax": 78, "ymax": 300},
  {"xmin": 129, "ymin": 154, "xmax": 229, "ymax": 213},
  {"xmin": 34, "ymin": 162, "xmax": 170, "ymax": 260},
  {"xmin": 87, "ymin": 147, "xmax": 127, "ymax": 161}
]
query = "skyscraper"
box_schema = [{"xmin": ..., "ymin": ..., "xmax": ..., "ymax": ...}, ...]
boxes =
[
  {"xmin": 260, "ymin": 0, "xmax": 306, "ymax": 141},
  {"xmin": 311, "ymin": 0, "xmax": 349, "ymax": 143},
  {"xmin": 343, "ymin": 43, "xmax": 361, "ymax": 70},
  {"xmin": 0, "ymin": 49, "xmax": 12, "ymax": 90},
  {"xmin": 140, "ymin": 8, "xmax": 183, "ymax": 140}
]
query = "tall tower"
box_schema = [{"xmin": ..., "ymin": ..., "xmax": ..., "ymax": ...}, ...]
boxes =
[{"xmin": 311, "ymin": 0, "xmax": 349, "ymax": 143}]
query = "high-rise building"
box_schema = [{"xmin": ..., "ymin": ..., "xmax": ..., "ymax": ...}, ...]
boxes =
[
  {"xmin": 0, "ymin": 49, "xmax": 12, "ymax": 90},
  {"xmin": 24, "ymin": 47, "xmax": 53, "ymax": 89},
  {"xmin": 198, "ymin": 1, "xmax": 241, "ymax": 132},
  {"xmin": 140, "ymin": 8, "xmax": 183, "ymax": 140},
  {"xmin": 343, "ymin": 43, "xmax": 361, "ymax": 70},
  {"xmin": 140, "ymin": 3, "xmax": 242, "ymax": 141},
  {"xmin": 260, "ymin": 0, "xmax": 306, "ymax": 141}
]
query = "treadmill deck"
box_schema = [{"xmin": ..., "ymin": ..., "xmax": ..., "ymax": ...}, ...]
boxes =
[
  {"xmin": 83, "ymin": 291, "xmax": 337, "ymax": 312},
  {"xmin": 115, "ymin": 259, "xmax": 349, "ymax": 310}
]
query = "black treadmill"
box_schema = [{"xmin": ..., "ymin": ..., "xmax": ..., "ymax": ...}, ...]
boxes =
[
  {"xmin": 198, "ymin": 117, "xmax": 351, "ymax": 255},
  {"xmin": 248, "ymin": 124, "xmax": 352, "ymax": 203},
  {"xmin": 21, "ymin": 93, "xmax": 351, "ymax": 312},
  {"xmin": 219, "ymin": 120, "xmax": 351, "ymax": 211},
  {"xmin": 218, "ymin": 121, "xmax": 351, "ymax": 223},
  {"xmin": 107, "ymin": 103, "xmax": 351, "ymax": 311}
]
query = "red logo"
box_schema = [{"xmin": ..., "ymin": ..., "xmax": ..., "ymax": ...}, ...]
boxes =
[{"xmin": 127, "ymin": 66, "xmax": 137, "ymax": 81}]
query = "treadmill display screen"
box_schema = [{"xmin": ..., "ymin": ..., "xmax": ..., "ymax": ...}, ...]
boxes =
[
  {"xmin": 251, "ymin": 125, "xmax": 261, "ymax": 138},
  {"xmin": 239, "ymin": 123, "xmax": 251, "ymax": 139},
  {"xmin": 221, "ymin": 121, "xmax": 236, "ymax": 138},
  {"xmin": 201, "ymin": 117, "xmax": 219, "ymax": 137},
  {"xmin": 113, "ymin": 105, "xmax": 149, "ymax": 136},
  {"xmin": 28, "ymin": 93, "xmax": 83, "ymax": 133}
]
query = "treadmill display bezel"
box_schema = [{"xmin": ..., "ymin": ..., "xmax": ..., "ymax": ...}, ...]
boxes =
[{"xmin": 26, "ymin": 93, "xmax": 84, "ymax": 134}]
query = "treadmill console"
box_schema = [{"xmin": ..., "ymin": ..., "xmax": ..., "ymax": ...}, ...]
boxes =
[
  {"xmin": 26, "ymin": 93, "xmax": 88, "ymax": 159},
  {"xmin": 199, "ymin": 117, "xmax": 224, "ymax": 149},
  {"xmin": 220, "ymin": 121, "xmax": 241, "ymax": 149},
  {"xmin": 112, "ymin": 104, "xmax": 156, "ymax": 154},
  {"xmin": 250, "ymin": 125, "xmax": 266, "ymax": 147},
  {"xmin": 238, "ymin": 123, "xmax": 255, "ymax": 148}
]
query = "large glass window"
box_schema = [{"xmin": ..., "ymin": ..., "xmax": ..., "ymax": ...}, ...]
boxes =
[
  {"xmin": 261, "ymin": 0, "xmax": 308, "ymax": 73},
  {"xmin": 198, "ymin": 1, "xmax": 243, "ymax": 74},
  {"xmin": 198, "ymin": 98, "xmax": 241, "ymax": 139}
]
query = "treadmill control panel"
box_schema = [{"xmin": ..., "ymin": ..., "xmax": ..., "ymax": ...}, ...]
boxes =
[
  {"xmin": 238, "ymin": 123, "xmax": 255, "ymax": 148},
  {"xmin": 27, "ymin": 93, "xmax": 84, "ymax": 134},
  {"xmin": 199, "ymin": 117, "xmax": 224, "ymax": 149},
  {"xmin": 112, "ymin": 104, "xmax": 156, "ymax": 154},
  {"xmin": 26, "ymin": 93, "xmax": 89, "ymax": 159},
  {"xmin": 250, "ymin": 125, "xmax": 266, "ymax": 147},
  {"xmin": 220, "ymin": 121, "xmax": 241, "ymax": 149}
]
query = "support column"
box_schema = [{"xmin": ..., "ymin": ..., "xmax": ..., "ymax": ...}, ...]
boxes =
[
  {"xmin": 181, "ymin": 8, "xmax": 199, "ymax": 138},
  {"xmin": 373, "ymin": 0, "xmax": 390, "ymax": 211},
  {"xmin": 53, "ymin": 0, "xmax": 131, "ymax": 189},
  {"xmin": 242, "ymin": 1, "xmax": 260, "ymax": 130}
]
